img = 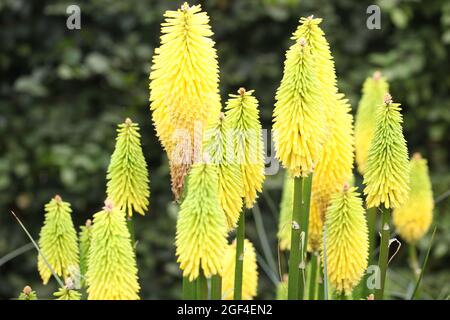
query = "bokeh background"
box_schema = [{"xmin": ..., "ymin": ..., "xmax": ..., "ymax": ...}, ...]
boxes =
[{"xmin": 1, "ymin": 0, "xmax": 449, "ymax": 299}]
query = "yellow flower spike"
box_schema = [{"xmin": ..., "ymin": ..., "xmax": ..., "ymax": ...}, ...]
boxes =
[
  {"xmin": 393, "ymin": 153, "xmax": 433, "ymax": 243},
  {"xmin": 311, "ymin": 94, "xmax": 354, "ymax": 234},
  {"xmin": 293, "ymin": 16, "xmax": 337, "ymax": 95},
  {"xmin": 149, "ymin": 2, "xmax": 221, "ymax": 200},
  {"xmin": 175, "ymin": 163, "xmax": 228, "ymax": 281},
  {"xmin": 204, "ymin": 113, "xmax": 244, "ymax": 230},
  {"xmin": 222, "ymin": 239, "xmax": 258, "ymax": 300},
  {"xmin": 225, "ymin": 88, "xmax": 265, "ymax": 208},
  {"xmin": 87, "ymin": 200, "xmax": 140, "ymax": 300},
  {"xmin": 106, "ymin": 118, "xmax": 150, "ymax": 217},
  {"xmin": 363, "ymin": 94, "xmax": 410, "ymax": 209},
  {"xmin": 38, "ymin": 195, "xmax": 79, "ymax": 285},
  {"xmin": 293, "ymin": 17, "xmax": 354, "ymax": 242},
  {"xmin": 355, "ymin": 71, "xmax": 390, "ymax": 174},
  {"xmin": 273, "ymin": 36, "xmax": 327, "ymax": 177},
  {"xmin": 324, "ymin": 185, "xmax": 369, "ymax": 295}
]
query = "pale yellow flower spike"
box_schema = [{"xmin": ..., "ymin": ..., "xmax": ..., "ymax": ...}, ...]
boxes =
[
  {"xmin": 273, "ymin": 36, "xmax": 327, "ymax": 177},
  {"xmin": 222, "ymin": 239, "xmax": 258, "ymax": 300},
  {"xmin": 393, "ymin": 153, "xmax": 434, "ymax": 243},
  {"xmin": 225, "ymin": 88, "xmax": 265, "ymax": 209},
  {"xmin": 149, "ymin": 2, "xmax": 221, "ymax": 199},
  {"xmin": 292, "ymin": 17, "xmax": 355, "ymax": 249},
  {"xmin": 324, "ymin": 185, "xmax": 369, "ymax": 295}
]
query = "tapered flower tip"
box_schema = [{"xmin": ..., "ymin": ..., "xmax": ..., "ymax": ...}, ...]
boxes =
[
  {"xmin": 23, "ymin": 286, "xmax": 32, "ymax": 295},
  {"xmin": 54, "ymin": 194, "xmax": 62, "ymax": 202},
  {"xmin": 393, "ymin": 154, "xmax": 433, "ymax": 243},
  {"xmin": 363, "ymin": 95, "xmax": 410, "ymax": 209},
  {"xmin": 85, "ymin": 219, "xmax": 92, "ymax": 227},
  {"xmin": 18, "ymin": 285, "xmax": 37, "ymax": 300},
  {"xmin": 222, "ymin": 239, "xmax": 258, "ymax": 300},
  {"xmin": 324, "ymin": 186, "xmax": 369, "ymax": 294},
  {"xmin": 175, "ymin": 163, "xmax": 228, "ymax": 281},
  {"xmin": 298, "ymin": 37, "xmax": 307, "ymax": 46},
  {"xmin": 181, "ymin": 2, "xmax": 190, "ymax": 11},
  {"xmin": 103, "ymin": 199, "xmax": 114, "ymax": 212},
  {"xmin": 373, "ymin": 70, "xmax": 382, "ymax": 80}
]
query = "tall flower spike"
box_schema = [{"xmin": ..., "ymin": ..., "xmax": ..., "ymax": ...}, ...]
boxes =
[
  {"xmin": 355, "ymin": 71, "xmax": 389, "ymax": 174},
  {"xmin": 393, "ymin": 153, "xmax": 433, "ymax": 243},
  {"xmin": 204, "ymin": 113, "xmax": 244, "ymax": 230},
  {"xmin": 38, "ymin": 195, "xmax": 79, "ymax": 285},
  {"xmin": 294, "ymin": 17, "xmax": 354, "ymax": 248},
  {"xmin": 107, "ymin": 118, "xmax": 150, "ymax": 217},
  {"xmin": 175, "ymin": 163, "xmax": 228, "ymax": 281},
  {"xmin": 53, "ymin": 278, "xmax": 81, "ymax": 300},
  {"xmin": 225, "ymin": 88, "xmax": 265, "ymax": 208},
  {"xmin": 79, "ymin": 219, "xmax": 92, "ymax": 284},
  {"xmin": 221, "ymin": 239, "xmax": 258, "ymax": 300},
  {"xmin": 363, "ymin": 94, "xmax": 410, "ymax": 209},
  {"xmin": 273, "ymin": 36, "xmax": 326, "ymax": 177},
  {"xmin": 324, "ymin": 185, "xmax": 369, "ymax": 295},
  {"xmin": 87, "ymin": 200, "xmax": 140, "ymax": 300},
  {"xmin": 149, "ymin": 2, "xmax": 221, "ymax": 199}
]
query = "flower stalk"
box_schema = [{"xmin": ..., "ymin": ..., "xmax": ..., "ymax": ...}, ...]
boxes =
[
  {"xmin": 287, "ymin": 176, "xmax": 303, "ymax": 299},
  {"xmin": 375, "ymin": 206, "xmax": 390, "ymax": 300},
  {"xmin": 233, "ymin": 213, "xmax": 245, "ymax": 300}
]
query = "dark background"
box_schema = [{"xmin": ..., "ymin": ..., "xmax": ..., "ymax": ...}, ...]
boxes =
[{"xmin": 0, "ymin": 0, "xmax": 449, "ymax": 299}]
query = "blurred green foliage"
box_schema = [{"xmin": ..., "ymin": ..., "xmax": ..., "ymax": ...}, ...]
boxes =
[{"xmin": 0, "ymin": 0, "xmax": 449, "ymax": 299}]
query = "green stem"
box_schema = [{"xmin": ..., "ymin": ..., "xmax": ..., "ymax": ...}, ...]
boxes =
[
  {"xmin": 362, "ymin": 207, "xmax": 377, "ymax": 297},
  {"xmin": 317, "ymin": 266, "xmax": 324, "ymax": 300},
  {"xmin": 287, "ymin": 176, "xmax": 303, "ymax": 299},
  {"xmin": 210, "ymin": 275, "xmax": 222, "ymax": 300},
  {"xmin": 182, "ymin": 276, "xmax": 196, "ymax": 300},
  {"xmin": 196, "ymin": 272, "xmax": 208, "ymax": 300},
  {"xmin": 375, "ymin": 206, "xmax": 390, "ymax": 300},
  {"xmin": 308, "ymin": 252, "xmax": 318, "ymax": 300},
  {"xmin": 126, "ymin": 216, "xmax": 136, "ymax": 249},
  {"xmin": 408, "ymin": 244, "xmax": 420, "ymax": 281},
  {"xmin": 298, "ymin": 174, "xmax": 313, "ymax": 299},
  {"xmin": 233, "ymin": 213, "xmax": 245, "ymax": 300}
]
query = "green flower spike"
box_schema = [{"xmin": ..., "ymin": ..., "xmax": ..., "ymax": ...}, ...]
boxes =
[
  {"xmin": 363, "ymin": 94, "xmax": 410, "ymax": 209},
  {"xmin": 107, "ymin": 118, "xmax": 150, "ymax": 217},
  {"xmin": 87, "ymin": 200, "xmax": 140, "ymax": 300},
  {"xmin": 225, "ymin": 88, "xmax": 265, "ymax": 209},
  {"xmin": 37, "ymin": 195, "xmax": 79, "ymax": 285},
  {"xmin": 175, "ymin": 162, "xmax": 228, "ymax": 281},
  {"xmin": 204, "ymin": 113, "xmax": 244, "ymax": 230}
]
